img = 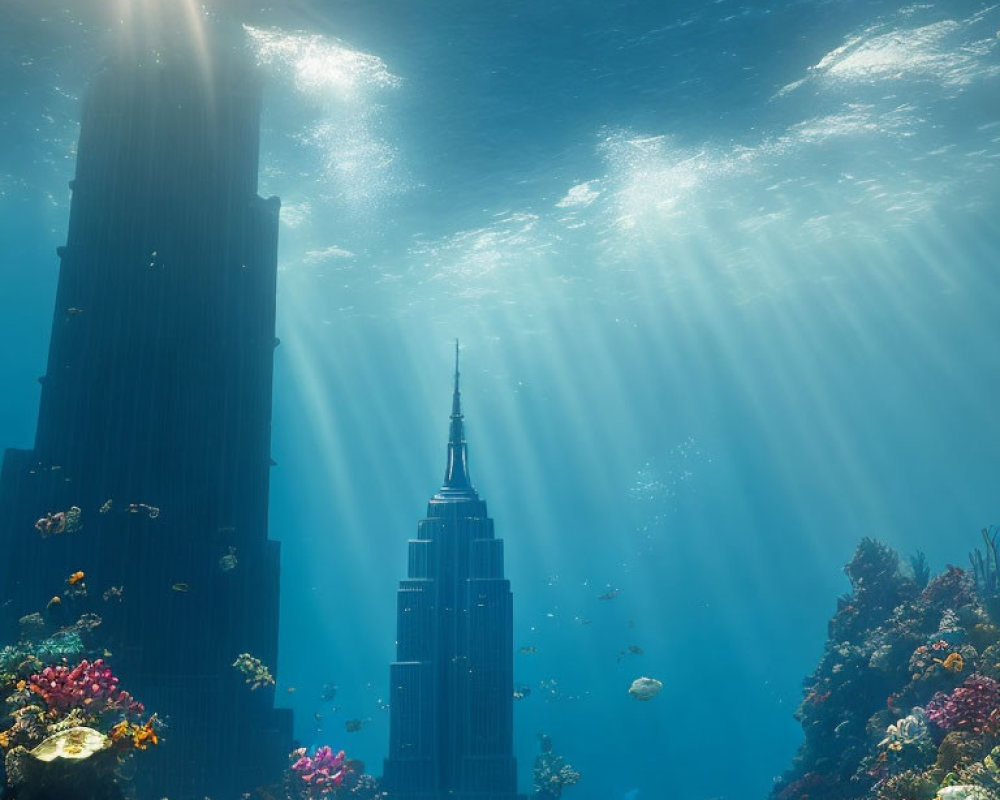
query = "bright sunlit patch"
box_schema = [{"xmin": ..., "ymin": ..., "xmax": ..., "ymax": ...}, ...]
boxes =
[
  {"xmin": 303, "ymin": 246, "xmax": 356, "ymax": 265},
  {"xmin": 781, "ymin": 7, "xmax": 1000, "ymax": 94},
  {"xmin": 412, "ymin": 212, "xmax": 549, "ymax": 285},
  {"xmin": 596, "ymin": 132, "xmax": 752, "ymax": 233},
  {"xmin": 245, "ymin": 25, "xmax": 404, "ymax": 210},
  {"xmin": 785, "ymin": 104, "xmax": 916, "ymax": 143},
  {"xmin": 113, "ymin": 0, "xmax": 211, "ymax": 75},
  {"xmin": 244, "ymin": 25, "xmax": 400, "ymax": 101},
  {"xmin": 279, "ymin": 201, "xmax": 312, "ymax": 229},
  {"xmin": 555, "ymin": 181, "xmax": 601, "ymax": 209}
]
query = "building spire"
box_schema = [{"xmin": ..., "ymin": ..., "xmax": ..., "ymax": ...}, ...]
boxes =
[{"xmin": 440, "ymin": 339, "xmax": 475, "ymax": 497}]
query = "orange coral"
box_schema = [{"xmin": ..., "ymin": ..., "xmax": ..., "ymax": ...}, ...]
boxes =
[
  {"xmin": 933, "ymin": 652, "xmax": 964, "ymax": 673},
  {"xmin": 110, "ymin": 715, "xmax": 159, "ymax": 749}
]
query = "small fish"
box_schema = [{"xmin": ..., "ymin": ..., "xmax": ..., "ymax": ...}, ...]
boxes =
[
  {"xmin": 67, "ymin": 571, "xmax": 85, "ymax": 585},
  {"xmin": 518, "ymin": 646, "xmax": 537, "ymax": 655},
  {"xmin": 66, "ymin": 307, "xmax": 83, "ymax": 315},
  {"xmin": 103, "ymin": 649, "xmax": 113, "ymax": 658},
  {"xmin": 345, "ymin": 719, "xmax": 365, "ymax": 733},
  {"xmin": 46, "ymin": 595, "xmax": 61, "ymax": 608},
  {"xmin": 573, "ymin": 616, "xmax": 592, "ymax": 625},
  {"xmin": 102, "ymin": 585, "xmax": 124, "ymax": 602},
  {"xmin": 313, "ymin": 713, "xmax": 324, "ymax": 721},
  {"xmin": 513, "ymin": 684, "xmax": 532, "ymax": 700},
  {"xmin": 218, "ymin": 546, "xmax": 238, "ymax": 573},
  {"xmin": 171, "ymin": 583, "xmax": 190, "ymax": 593},
  {"xmin": 321, "ymin": 683, "xmax": 338, "ymax": 701},
  {"xmin": 598, "ymin": 587, "xmax": 620, "ymax": 601},
  {"xmin": 627, "ymin": 644, "xmax": 644, "ymax": 655},
  {"xmin": 286, "ymin": 687, "xmax": 297, "ymax": 693}
]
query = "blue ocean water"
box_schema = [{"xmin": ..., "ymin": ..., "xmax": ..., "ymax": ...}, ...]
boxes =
[{"xmin": 0, "ymin": 1, "xmax": 998, "ymax": 797}]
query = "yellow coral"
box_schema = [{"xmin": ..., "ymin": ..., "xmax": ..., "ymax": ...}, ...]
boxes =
[{"xmin": 933, "ymin": 652, "xmax": 964, "ymax": 673}]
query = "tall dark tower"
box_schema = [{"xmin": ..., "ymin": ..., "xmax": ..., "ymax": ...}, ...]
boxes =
[
  {"xmin": 0, "ymin": 21, "xmax": 292, "ymax": 800},
  {"xmin": 383, "ymin": 343, "xmax": 523, "ymax": 800}
]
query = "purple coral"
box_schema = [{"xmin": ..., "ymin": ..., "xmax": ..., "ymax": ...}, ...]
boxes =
[
  {"xmin": 29, "ymin": 658, "xmax": 144, "ymax": 718},
  {"xmin": 291, "ymin": 745, "xmax": 347, "ymax": 794},
  {"xmin": 926, "ymin": 673, "xmax": 1000, "ymax": 733}
]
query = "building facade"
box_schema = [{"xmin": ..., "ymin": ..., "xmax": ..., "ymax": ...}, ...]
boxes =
[
  {"xmin": 383, "ymin": 345, "xmax": 523, "ymax": 800},
  {"xmin": 0, "ymin": 29, "xmax": 292, "ymax": 799}
]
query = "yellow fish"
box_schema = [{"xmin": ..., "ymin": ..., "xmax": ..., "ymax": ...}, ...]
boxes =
[{"xmin": 171, "ymin": 583, "xmax": 189, "ymax": 593}]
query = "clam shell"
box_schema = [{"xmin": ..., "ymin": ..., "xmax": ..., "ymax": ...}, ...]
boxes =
[{"xmin": 28, "ymin": 726, "xmax": 109, "ymax": 762}]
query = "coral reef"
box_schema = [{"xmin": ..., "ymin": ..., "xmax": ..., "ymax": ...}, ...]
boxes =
[
  {"xmin": 773, "ymin": 533, "xmax": 1000, "ymax": 800},
  {"xmin": 0, "ymin": 588, "xmax": 160, "ymax": 799},
  {"xmin": 244, "ymin": 749, "xmax": 386, "ymax": 800},
  {"xmin": 290, "ymin": 746, "xmax": 346, "ymax": 797}
]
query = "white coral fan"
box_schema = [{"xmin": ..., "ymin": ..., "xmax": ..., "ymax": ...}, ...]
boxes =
[{"xmin": 879, "ymin": 708, "xmax": 931, "ymax": 750}]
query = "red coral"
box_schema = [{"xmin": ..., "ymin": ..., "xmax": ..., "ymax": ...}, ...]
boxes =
[
  {"xmin": 29, "ymin": 658, "xmax": 143, "ymax": 718},
  {"xmin": 926, "ymin": 673, "xmax": 1000, "ymax": 734}
]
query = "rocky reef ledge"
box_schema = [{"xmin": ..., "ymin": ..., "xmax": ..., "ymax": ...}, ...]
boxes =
[{"xmin": 773, "ymin": 531, "xmax": 1000, "ymax": 800}]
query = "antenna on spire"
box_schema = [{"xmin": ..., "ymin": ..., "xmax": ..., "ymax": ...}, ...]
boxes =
[
  {"xmin": 441, "ymin": 339, "xmax": 474, "ymax": 495},
  {"xmin": 449, "ymin": 339, "xmax": 463, "ymax": 446}
]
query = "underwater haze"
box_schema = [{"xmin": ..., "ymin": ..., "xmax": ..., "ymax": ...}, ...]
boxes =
[{"xmin": 1, "ymin": 0, "xmax": 999, "ymax": 797}]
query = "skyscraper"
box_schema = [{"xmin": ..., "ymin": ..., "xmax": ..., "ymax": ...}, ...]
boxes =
[
  {"xmin": 383, "ymin": 344, "xmax": 523, "ymax": 800},
  {"xmin": 0, "ymin": 25, "xmax": 291, "ymax": 800}
]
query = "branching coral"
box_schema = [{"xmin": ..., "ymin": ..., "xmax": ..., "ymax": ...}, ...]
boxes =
[
  {"xmin": 290, "ymin": 745, "xmax": 347, "ymax": 796},
  {"xmin": 533, "ymin": 734, "xmax": 580, "ymax": 799},
  {"xmin": 28, "ymin": 658, "xmax": 143, "ymax": 719},
  {"xmin": 232, "ymin": 652, "xmax": 276, "ymax": 690}
]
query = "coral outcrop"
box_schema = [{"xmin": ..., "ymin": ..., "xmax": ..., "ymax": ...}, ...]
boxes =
[{"xmin": 773, "ymin": 533, "xmax": 1000, "ymax": 800}]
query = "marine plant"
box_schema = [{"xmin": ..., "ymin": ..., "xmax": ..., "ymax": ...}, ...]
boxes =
[
  {"xmin": 911, "ymin": 551, "xmax": 932, "ymax": 589},
  {"xmin": 971, "ymin": 527, "xmax": 1000, "ymax": 622},
  {"xmin": 532, "ymin": 734, "xmax": 580, "ymax": 799}
]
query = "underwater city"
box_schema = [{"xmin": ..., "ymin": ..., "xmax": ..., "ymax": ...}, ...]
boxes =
[{"xmin": 0, "ymin": 0, "xmax": 998, "ymax": 798}]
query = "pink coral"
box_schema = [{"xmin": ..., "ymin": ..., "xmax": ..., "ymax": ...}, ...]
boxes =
[
  {"xmin": 29, "ymin": 658, "xmax": 144, "ymax": 719},
  {"xmin": 290, "ymin": 745, "xmax": 348, "ymax": 795},
  {"xmin": 926, "ymin": 673, "xmax": 1000, "ymax": 734}
]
